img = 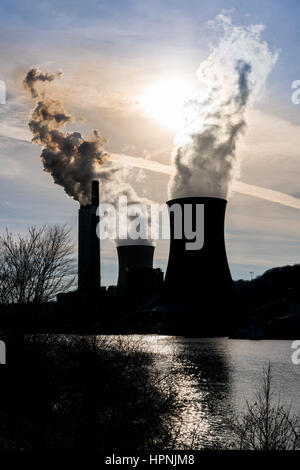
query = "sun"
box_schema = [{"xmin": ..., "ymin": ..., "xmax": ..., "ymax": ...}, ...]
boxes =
[{"xmin": 140, "ymin": 77, "xmax": 196, "ymax": 130}]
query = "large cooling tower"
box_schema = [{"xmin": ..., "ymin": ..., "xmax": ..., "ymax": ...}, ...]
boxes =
[
  {"xmin": 78, "ymin": 180, "xmax": 100, "ymax": 291},
  {"xmin": 163, "ymin": 197, "xmax": 235, "ymax": 332},
  {"xmin": 117, "ymin": 244, "xmax": 154, "ymax": 290}
]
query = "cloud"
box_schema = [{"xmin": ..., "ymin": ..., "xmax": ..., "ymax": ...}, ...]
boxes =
[{"xmin": 240, "ymin": 109, "xmax": 300, "ymax": 195}]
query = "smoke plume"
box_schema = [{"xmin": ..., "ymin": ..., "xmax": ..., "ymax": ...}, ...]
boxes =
[
  {"xmin": 24, "ymin": 68, "xmax": 154, "ymax": 245},
  {"xmin": 169, "ymin": 15, "xmax": 278, "ymax": 200},
  {"xmin": 24, "ymin": 67, "xmax": 109, "ymax": 204}
]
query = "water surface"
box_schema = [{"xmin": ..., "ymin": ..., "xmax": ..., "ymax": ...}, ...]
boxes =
[{"xmin": 142, "ymin": 336, "xmax": 300, "ymax": 448}]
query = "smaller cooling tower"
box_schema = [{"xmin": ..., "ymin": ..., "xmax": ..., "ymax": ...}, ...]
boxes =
[
  {"xmin": 117, "ymin": 244, "xmax": 154, "ymax": 290},
  {"xmin": 78, "ymin": 180, "xmax": 100, "ymax": 291}
]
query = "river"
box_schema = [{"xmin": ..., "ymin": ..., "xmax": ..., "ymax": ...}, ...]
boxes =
[{"xmin": 140, "ymin": 336, "xmax": 300, "ymax": 448}]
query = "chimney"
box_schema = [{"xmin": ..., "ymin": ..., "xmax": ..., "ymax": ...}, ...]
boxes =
[
  {"xmin": 78, "ymin": 180, "xmax": 100, "ymax": 291},
  {"xmin": 117, "ymin": 244, "xmax": 154, "ymax": 291},
  {"xmin": 163, "ymin": 197, "xmax": 235, "ymax": 332},
  {"xmin": 92, "ymin": 180, "xmax": 99, "ymax": 206}
]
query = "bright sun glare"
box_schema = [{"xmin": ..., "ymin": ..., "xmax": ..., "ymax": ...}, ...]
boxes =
[{"xmin": 140, "ymin": 77, "xmax": 196, "ymax": 130}]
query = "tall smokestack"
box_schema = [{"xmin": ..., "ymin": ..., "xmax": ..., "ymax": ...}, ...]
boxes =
[
  {"xmin": 164, "ymin": 197, "xmax": 235, "ymax": 333},
  {"xmin": 78, "ymin": 180, "xmax": 100, "ymax": 292},
  {"xmin": 117, "ymin": 245, "xmax": 154, "ymax": 291},
  {"xmin": 92, "ymin": 180, "xmax": 99, "ymax": 206}
]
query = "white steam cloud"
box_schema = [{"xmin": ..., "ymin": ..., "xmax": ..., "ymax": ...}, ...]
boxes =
[{"xmin": 169, "ymin": 15, "xmax": 278, "ymax": 200}]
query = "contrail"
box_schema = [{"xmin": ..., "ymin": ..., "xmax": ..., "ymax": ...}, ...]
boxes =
[
  {"xmin": 110, "ymin": 153, "xmax": 300, "ymax": 210},
  {"xmin": 1, "ymin": 123, "xmax": 299, "ymax": 210},
  {"xmin": 233, "ymin": 181, "xmax": 300, "ymax": 210}
]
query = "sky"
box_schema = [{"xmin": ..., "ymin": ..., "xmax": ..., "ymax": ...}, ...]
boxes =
[{"xmin": 1, "ymin": 0, "xmax": 300, "ymax": 285}]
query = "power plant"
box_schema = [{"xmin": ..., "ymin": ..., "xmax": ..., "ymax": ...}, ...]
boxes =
[{"xmin": 59, "ymin": 181, "xmax": 236, "ymax": 334}]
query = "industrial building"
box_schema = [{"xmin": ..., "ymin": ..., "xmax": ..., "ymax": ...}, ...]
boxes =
[{"xmin": 58, "ymin": 182, "xmax": 237, "ymax": 335}]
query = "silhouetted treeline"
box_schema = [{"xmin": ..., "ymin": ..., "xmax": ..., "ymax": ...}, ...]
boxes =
[
  {"xmin": 235, "ymin": 264, "xmax": 300, "ymax": 317},
  {"xmin": 0, "ymin": 335, "xmax": 180, "ymax": 451}
]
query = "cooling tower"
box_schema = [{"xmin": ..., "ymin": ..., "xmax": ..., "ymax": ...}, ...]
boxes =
[
  {"xmin": 117, "ymin": 244, "xmax": 154, "ymax": 290},
  {"xmin": 78, "ymin": 180, "xmax": 100, "ymax": 291},
  {"xmin": 163, "ymin": 197, "xmax": 235, "ymax": 333}
]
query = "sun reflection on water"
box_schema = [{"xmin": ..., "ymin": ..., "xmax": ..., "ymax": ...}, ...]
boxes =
[
  {"xmin": 96, "ymin": 335, "xmax": 300, "ymax": 449},
  {"xmin": 141, "ymin": 335, "xmax": 233, "ymax": 449}
]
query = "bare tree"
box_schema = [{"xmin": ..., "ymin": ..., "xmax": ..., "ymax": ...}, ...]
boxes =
[
  {"xmin": 0, "ymin": 225, "xmax": 75, "ymax": 305},
  {"xmin": 231, "ymin": 363, "xmax": 300, "ymax": 450}
]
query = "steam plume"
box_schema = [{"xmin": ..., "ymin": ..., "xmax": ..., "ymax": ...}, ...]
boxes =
[
  {"xmin": 169, "ymin": 15, "xmax": 278, "ymax": 200},
  {"xmin": 24, "ymin": 67, "xmax": 108, "ymax": 204}
]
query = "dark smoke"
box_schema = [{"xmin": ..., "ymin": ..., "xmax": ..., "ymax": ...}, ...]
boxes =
[
  {"xmin": 24, "ymin": 68, "xmax": 62, "ymax": 99},
  {"xmin": 24, "ymin": 68, "xmax": 154, "ymax": 245},
  {"xmin": 24, "ymin": 67, "xmax": 109, "ymax": 204}
]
